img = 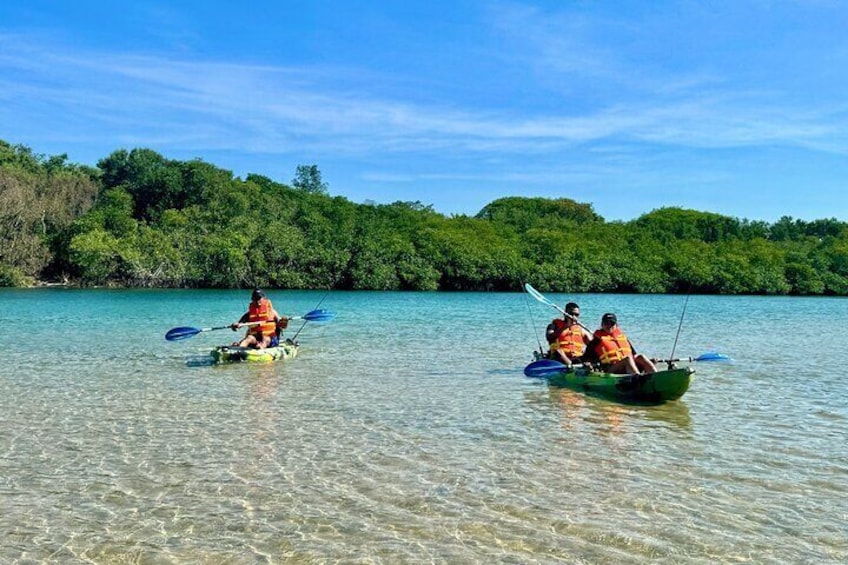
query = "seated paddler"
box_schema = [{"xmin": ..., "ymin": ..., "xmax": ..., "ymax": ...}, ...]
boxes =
[
  {"xmin": 545, "ymin": 302, "xmax": 593, "ymax": 369},
  {"xmin": 583, "ymin": 313, "xmax": 657, "ymax": 374},
  {"xmin": 230, "ymin": 289, "xmax": 286, "ymax": 349}
]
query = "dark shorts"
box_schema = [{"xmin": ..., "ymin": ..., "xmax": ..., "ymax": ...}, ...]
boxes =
[{"xmin": 250, "ymin": 333, "xmax": 279, "ymax": 347}]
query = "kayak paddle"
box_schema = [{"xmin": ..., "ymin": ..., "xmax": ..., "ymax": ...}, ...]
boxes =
[
  {"xmin": 292, "ymin": 309, "xmax": 335, "ymax": 323},
  {"xmin": 524, "ymin": 283, "xmax": 593, "ymax": 332},
  {"xmin": 165, "ymin": 324, "xmax": 230, "ymax": 341},
  {"xmin": 526, "ymin": 353, "xmax": 730, "ymax": 378},
  {"xmin": 693, "ymin": 352, "xmax": 731, "ymax": 362},
  {"xmin": 165, "ymin": 309, "xmax": 335, "ymax": 341},
  {"xmin": 526, "ymin": 284, "xmax": 732, "ymax": 363},
  {"xmin": 650, "ymin": 353, "xmax": 732, "ymax": 363},
  {"xmin": 524, "ymin": 359, "xmax": 570, "ymax": 378}
]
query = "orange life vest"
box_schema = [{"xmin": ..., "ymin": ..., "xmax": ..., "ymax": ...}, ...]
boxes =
[
  {"xmin": 248, "ymin": 298, "xmax": 276, "ymax": 337},
  {"xmin": 593, "ymin": 327, "xmax": 632, "ymax": 365},
  {"xmin": 549, "ymin": 319, "xmax": 588, "ymax": 358}
]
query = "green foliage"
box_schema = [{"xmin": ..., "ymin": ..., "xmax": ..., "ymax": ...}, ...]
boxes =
[
  {"xmin": 0, "ymin": 140, "xmax": 44, "ymax": 173},
  {"xmin": 3, "ymin": 138, "xmax": 848, "ymax": 294},
  {"xmin": 421, "ymin": 216, "xmax": 527, "ymax": 290},
  {"xmin": 119, "ymin": 226, "xmax": 186, "ymax": 287},
  {"xmin": 292, "ymin": 164, "xmax": 328, "ymax": 194},
  {"xmin": 634, "ymin": 207, "xmax": 746, "ymax": 243},
  {"xmin": 769, "ymin": 216, "xmax": 806, "ymax": 241},
  {"xmin": 69, "ymin": 229, "xmax": 121, "ymax": 285},
  {"xmin": 477, "ymin": 196, "xmax": 602, "ymax": 233},
  {"xmin": 97, "ymin": 149, "xmax": 224, "ymax": 223},
  {"xmin": 784, "ymin": 249, "xmax": 825, "ymax": 295},
  {"xmin": 196, "ymin": 233, "xmax": 253, "ymax": 288},
  {"xmin": 0, "ymin": 142, "xmax": 99, "ymax": 282},
  {"xmin": 0, "ymin": 264, "xmax": 29, "ymax": 287}
]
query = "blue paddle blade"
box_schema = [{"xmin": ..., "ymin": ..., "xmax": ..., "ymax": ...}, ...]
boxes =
[
  {"xmin": 165, "ymin": 326, "xmax": 202, "ymax": 341},
  {"xmin": 524, "ymin": 359, "xmax": 569, "ymax": 378},
  {"xmin": 694, "ymin": 352, "xmax": 732, "ymax": 362},
  {"xmin": 302, "ymin": 309, "xmax": 335, "ymax": 322}
]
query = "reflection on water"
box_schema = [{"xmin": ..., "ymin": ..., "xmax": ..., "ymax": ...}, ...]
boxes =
[
  {"xmin": 525, "ymin": 384, "xmax": 693, "ymax": 435},
  {"xmin": 641, "ymin": 398, "xmax": 693, "ymax": 430}
]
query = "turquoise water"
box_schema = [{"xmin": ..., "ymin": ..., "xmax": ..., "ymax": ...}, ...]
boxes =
[{"xmin": 1, "ymin": 289, "xmax": 846, "ymax": 563}]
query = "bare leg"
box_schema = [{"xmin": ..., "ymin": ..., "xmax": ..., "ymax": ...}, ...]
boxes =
[
  {"xmin": 635, "ymin": 354, "xmax": 656, "ymax": 374},
  {"xmin": 608, "ymin": 356, "xmax": 639, "ymax": 374},
  {"xmin": 237, "ymin": 334, "xmax": 261, "ymax": 348}
]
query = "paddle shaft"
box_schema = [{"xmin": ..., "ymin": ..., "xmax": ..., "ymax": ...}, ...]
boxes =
[
  {"xmin": 652, "ymin": 355, "xmax": 731, "ymax": 363},
  {"xmin": 651, "ymin": 357, "xmax": 694, "ymax": 363},
  {"xmin": 524, "ymin": 284, "xmax": 728, "ymax": 363},
  {"xmin": 167, "ymin": 310, "xmax": 332, "ymax": 341},
  {"xmin": 524, "ymin": 283, "xmax": 593, "ymax": 333},
  {"xmin": 200, "ymin": 319, "xmax": 282, "ymax": 333},
  {"xmin": 234, "ymin": 312, "xmax": 320, "ymax": 328}
]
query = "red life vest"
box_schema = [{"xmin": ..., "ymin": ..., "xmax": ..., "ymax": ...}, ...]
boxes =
[
  {"xmin": 593, "ymin": 327, "xmax": 632, "ymax": 364},
  {"xmin": 549, "ymin": 319, "xmax": 588, "ymax": 358},
  {"xmin": 248, "ymin": 298, "xmax": 276, "ymax": 337}
]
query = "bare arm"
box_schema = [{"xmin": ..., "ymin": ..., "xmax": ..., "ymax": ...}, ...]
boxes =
[
  {"xmin": 545, "ymin": 323, "xmax": 556, "ymax": 344},
  {"xmin": 231, "ymin": 311, "xmax": 250, "ymax": 329}
]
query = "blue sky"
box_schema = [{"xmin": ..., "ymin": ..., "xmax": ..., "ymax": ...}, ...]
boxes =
[{"xmin": 2, "ymin": 1, "xmax": 847, "ymax": 222}]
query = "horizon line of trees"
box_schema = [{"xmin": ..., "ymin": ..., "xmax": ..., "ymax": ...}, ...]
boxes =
[{"xmin": 2, "ymin": 138, "xmax": 847, "ymax": 295}]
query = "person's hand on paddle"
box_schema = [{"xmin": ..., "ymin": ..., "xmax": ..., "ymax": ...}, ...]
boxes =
[
  {"xmin": 277, "ymin": 317, "xmax": 289, "ymax": 330},
  {"xmin": 230, "ymin": 322, "xmax": 241, "ymax": 331}
]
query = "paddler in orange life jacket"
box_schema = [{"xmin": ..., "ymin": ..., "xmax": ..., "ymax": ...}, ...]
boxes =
[
  {"xmin": 583, "ymin": 313, "xmax": 657, "ymax": 375},
  {"xmin": 545, "ymin": 302, "xmax": 593, "ymax": 368},
  {"xmin": 230, "ymin": 289, "xmax": 288, "ymax": 349}
]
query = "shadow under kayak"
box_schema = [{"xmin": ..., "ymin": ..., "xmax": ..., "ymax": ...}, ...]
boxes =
[
  {"xmin": 528, "ymin": 362, "xmax": 694, "ymax": 404},
  {"xmin": 211, "ymin": 340, "xmax": 299, "ymax": 364}
]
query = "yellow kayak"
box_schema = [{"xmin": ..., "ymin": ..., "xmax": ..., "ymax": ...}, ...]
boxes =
[{"xmin": 211, "ymin": 340, "xmax": 299, "ymax": 364}]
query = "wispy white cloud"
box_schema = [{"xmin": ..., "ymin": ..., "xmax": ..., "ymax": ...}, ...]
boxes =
[
  {"xmin": 483, "ymin": 2, "xmax": 848, "ymax": 152},
  {"xmin": 485, "ymin": 3, "xmax": 624, "ymax": 80},
  {"xmin": 1, "ymin": 23, "xmax": 847, "ymax": 163}
]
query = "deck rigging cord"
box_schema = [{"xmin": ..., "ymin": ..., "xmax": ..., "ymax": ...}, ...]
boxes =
[
  {"xmin": 522, "ymin": 282, "xmax": 545, "ymax": 357},
  {"xmin": 667, "ymin": 294, "xmax": 690, "ymax": 366},
  {"xmin": 291, "ymin": 289, "xmax": 331, "ymax": 342}
]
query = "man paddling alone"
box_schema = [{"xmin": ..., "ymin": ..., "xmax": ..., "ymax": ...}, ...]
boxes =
[
  {"xmin": 584, "ymin": 313, "xmax": 656, "ymax": 374},
  {"xmin": 230, "ymin": 289, "xmax": 287, "ymax": 349}
]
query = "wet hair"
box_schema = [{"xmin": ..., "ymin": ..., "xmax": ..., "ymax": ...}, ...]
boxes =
[{"xmin": 565, "ymin": 302, "xmax": 579, "ymax": 315}]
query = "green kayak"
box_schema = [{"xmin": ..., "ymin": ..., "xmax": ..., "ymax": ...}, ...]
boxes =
[
  {"xmin": 525, "ymin": 359, "xmax": 693, "ymax": 404},
  {"xmin": 211, "ymin": 340, "xmax": 299, "ymax": 364}
]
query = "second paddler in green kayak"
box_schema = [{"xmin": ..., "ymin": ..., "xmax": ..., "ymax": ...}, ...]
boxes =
[{"xmin": 582, "ymin": 312, "xmax": 657, "ymax": 375}]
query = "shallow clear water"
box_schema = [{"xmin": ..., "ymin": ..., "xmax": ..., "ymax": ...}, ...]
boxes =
[{"xmin": 1, "ymin": 289, "xmax": 846, "ymax": 563}]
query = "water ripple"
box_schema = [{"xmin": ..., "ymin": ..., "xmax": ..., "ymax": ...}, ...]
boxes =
[{"xmin": 1, "ymin": 290, "xmax": 847, "ymax": 563}]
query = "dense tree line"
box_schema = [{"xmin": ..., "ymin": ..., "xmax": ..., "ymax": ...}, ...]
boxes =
[{"xmin": 2, "ymin": 139, "xmax": 847, "ymax": 294}]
